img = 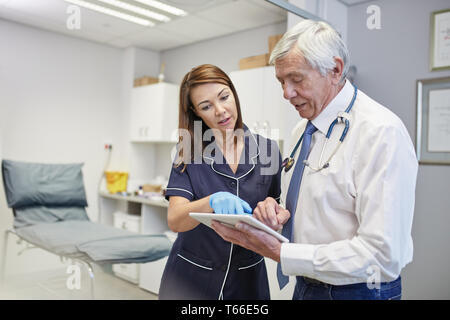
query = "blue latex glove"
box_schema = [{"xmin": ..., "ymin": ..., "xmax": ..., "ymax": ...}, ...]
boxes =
[{"xmin": 209, "ymin": 192, "xmax": 252, "ymax": 215}]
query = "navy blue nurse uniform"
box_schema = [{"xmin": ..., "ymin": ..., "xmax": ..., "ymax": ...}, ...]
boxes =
[{"xmin": 159, "ymin": 126, "xmax": 281, "ymax": 300}]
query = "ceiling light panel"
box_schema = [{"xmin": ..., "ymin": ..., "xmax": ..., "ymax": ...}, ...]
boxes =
[
  {"xmin": 134, "ymin": 0, "xmax": 187, "ymax": 17},
  {"xmin": 97, "ymin": 0, "xmax": 170, "ymax": 22},
  {"xmin": 63, "ymin": 0, "xmax": 154, "ymax": 26}
]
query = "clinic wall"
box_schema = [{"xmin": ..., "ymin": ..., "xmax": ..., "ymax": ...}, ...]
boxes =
[
  {"xmin": 288, "ymin": 0, "xmax": 348, "ymax": 41},
  {"xmin": 133, "ymin": 47, "xmax": 161, "ymax": 79},
  {"xmin": 0, "ymin": 18, "xmax": 128, "ymax": 275},
  {"xmin": 0, "ymin": 110, "xmax": 6, "ymax": 273},
  {"xmin": 160, "ymin": 21, "xmax": 287, "ymax": 84},
  {"xmin": 347, "ymin": 0, "xmax": 450, "ymax": 299},
  {"xmin": 121, "ymin": 47, "xmax": 161, "ymax": 183}
]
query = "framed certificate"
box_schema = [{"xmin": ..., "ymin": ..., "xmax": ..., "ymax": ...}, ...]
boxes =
[
  {"xmin": 416, "ymin": 77, "xmax": 450, "ymax": 164},
  {"xmin": 430, "ymin": 9, "xmax": 450, "ymax": 71}
]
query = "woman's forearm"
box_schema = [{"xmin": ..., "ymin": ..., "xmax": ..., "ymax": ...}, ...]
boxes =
[{"xmin": 168, "ymin": 196, "xmax": 213, "ymax": 232}]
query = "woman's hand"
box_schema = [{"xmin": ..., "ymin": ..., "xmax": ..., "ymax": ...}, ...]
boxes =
[{"xmin": 209, "ymin": 192, "xmax": 252, "ymax": 215}]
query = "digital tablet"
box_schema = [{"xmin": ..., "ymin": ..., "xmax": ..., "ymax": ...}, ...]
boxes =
[{"xmin": 189, "ymin": 212, "xmax": 289, "ymax": 243}]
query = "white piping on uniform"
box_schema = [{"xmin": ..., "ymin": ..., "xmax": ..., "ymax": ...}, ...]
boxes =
[
  {"xmin": 166, "ymin": 187, "xmax": 194, "ymax": 197},
  {"xmin": 202, "ymin": 128, "xmax": 261, "ymax": 181},
  {"xmin": 238, "ymin": 257, "xmax": 265, "ymax": 270},
  {"xmin": 204, "ymin": 130, "xmax": 261, "ymax": 300},
  {"xmin": 218, "ymin": 243, "xmax": 233, "ymax": 300},
  {"xmin": 177, "ymin": 254, "xmax": 213, "ymax": 271}
]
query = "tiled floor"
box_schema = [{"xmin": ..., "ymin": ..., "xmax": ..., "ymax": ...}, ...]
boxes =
[{"xmin": 0, "ymin": 265, "xmax": 158, "ymax": 300}]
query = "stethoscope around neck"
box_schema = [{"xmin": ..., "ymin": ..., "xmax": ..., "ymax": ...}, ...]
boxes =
[{"xmin": 282, "ymin": 84, "xmax": 358, "ymax": 173}]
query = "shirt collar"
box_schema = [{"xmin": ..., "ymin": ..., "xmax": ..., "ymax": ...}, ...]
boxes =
[{"xmin": 311, "ymin": 80, "xmax": 354, "ymax": 135}]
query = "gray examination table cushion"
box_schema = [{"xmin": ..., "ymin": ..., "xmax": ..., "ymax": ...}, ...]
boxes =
[
  {"xmin": 13, "ymin": 206, "xmax": 90, "ymax": 229},
  {"xmin": 2, "ymin": 159, "xmax": 172, "ymax": 264},
  {"xmin": 15, "ymin": 220, "xmax": 171, "ymax": 263},
  {"xmin": 2, "ymin": 160, "xmax": 88, "ymax": 208}
]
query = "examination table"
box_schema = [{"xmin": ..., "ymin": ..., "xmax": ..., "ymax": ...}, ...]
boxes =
[{"xmin": 1, "ymin": 159, "xmax": 172, "ymax": 298}]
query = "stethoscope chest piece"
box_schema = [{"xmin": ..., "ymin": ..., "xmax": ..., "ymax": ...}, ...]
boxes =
[{"xmin": 282, "ymin": 157, "xmax": 295, "ymax": 172}]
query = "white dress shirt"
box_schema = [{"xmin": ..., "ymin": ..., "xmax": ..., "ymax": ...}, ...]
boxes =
[{"xmin": 280, "ymin": 80, "xmax": 418, "ymax": 285}]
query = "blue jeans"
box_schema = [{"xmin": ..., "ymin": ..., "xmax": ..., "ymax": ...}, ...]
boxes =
[{"xmin": 293, "ymin": 276, "xmax": 402, "ymax": 300}]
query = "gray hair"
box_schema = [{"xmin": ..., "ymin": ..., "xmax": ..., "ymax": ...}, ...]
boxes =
[{"xmin": 269, "ymin": 20, "xmax": 349, "ymax": 83}]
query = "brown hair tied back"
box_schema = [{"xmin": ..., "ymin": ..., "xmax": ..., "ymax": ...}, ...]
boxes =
[{"xmin": 176, "ymin": 64, "xmax": 244, "ymax": 170}]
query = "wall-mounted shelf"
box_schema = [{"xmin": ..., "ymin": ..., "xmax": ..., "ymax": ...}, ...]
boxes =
[
  {"xmin": 99, "ymin": 190, "xmax": 168, "ymax": 208},
  {"xmin": 130, "ymin": 140, "xmax": 177, "ymax": 144}
]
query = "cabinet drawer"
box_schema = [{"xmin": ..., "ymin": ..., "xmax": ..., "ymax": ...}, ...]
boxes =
[
  {"xmin": 139, "ymin": 256, "xmax": 168, "ymax": 294},
  {"xmin": 113, "ymin": 211, "xmax": 141, "ymax": 233},
  {"xmin": 113, "ymin": 263, "xmax": 139, "ymax": 284},
  {"xmin": 117, "ymin": 219, "xmax": 140, "ymax": 233}
]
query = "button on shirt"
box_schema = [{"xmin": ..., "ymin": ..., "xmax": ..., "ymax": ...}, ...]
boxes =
[{"xmin": 280, "ymin": 80, "xmax": 418, "ymax": 285}]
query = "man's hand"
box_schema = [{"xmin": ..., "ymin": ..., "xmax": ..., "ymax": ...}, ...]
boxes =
[
  {"xmin": 211, "ymin": 221, "xmax": 282, "ymax": 262},
  {"xmin": 253, "ymin": 197, "xmax": 290, "ymax": 231}
]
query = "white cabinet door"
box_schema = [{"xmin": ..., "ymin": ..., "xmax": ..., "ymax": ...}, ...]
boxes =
[
  {"xmin": 139, "ymin": 257, "xmax": 168, "ymax": 294},
  {"xmin": 230, "ymin": 67, "xmax": 264, "ymax": 134},
  {"xmin": 130, "ymin": 83, "xmax": 179, "ymax": 142},
  {"xmin": 158, "ymin": 84, "xmax": 179, "ymax": 142},
  {"xmin": 230, "ymin": 66, "xmax": 286, "ymax": 141},
  {"xmin": 112, "ymin": 212, "xmax": 141, "ymax": 283},
  {"xmin": 139, "ymin": 205, "xmax": 171, "ymax": 294},
  {"xmin": 130, "ymin": 87, "xmax": 149, "ymax": 142},
  {"xmin": 262, "ymin": 66, "xmax": 283, "ymax": 141}
]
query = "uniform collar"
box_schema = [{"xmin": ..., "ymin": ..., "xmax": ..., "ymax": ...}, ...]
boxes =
[
  {"xmin": 311, "ymin": 79, "xmax": 354, "ymax": 135},
  {"xmin": 203, "ymin": 124, "xmax": 259, "ymax": 179}
]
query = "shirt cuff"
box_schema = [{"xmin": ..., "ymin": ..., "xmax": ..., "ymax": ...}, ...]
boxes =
[{"xmin": 280, "ymin": 243, "xmax": 317, "ymax": 277}]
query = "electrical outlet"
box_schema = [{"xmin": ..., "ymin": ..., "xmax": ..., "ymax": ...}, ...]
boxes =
[{"xmin": 104, "ymin": 141, "xmax": 113, "ymax": 150}]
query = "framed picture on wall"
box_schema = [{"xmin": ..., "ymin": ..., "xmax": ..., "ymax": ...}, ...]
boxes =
[
  {"xmin": 416, "ymin": 77, "xmax": 450, "ymax": 164},
  {"xmin": 430, "ymin": 9, "xmax": 450, "ymax": 71}
]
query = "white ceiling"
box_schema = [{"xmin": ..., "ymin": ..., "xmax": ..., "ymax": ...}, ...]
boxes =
[{"xmin": 0, "ymin": 0, "xmax": 288, "ymax": 51}]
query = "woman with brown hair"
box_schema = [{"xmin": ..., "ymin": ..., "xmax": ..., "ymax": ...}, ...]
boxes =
[{"xmin": 159, "ymin": 64, "xmax": 281, "ymax": 300}]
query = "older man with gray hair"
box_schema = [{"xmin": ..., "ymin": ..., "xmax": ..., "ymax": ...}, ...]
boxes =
[{"xmin": 212, "ymin": 19, "xmax": 418, "ymax": 300}]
